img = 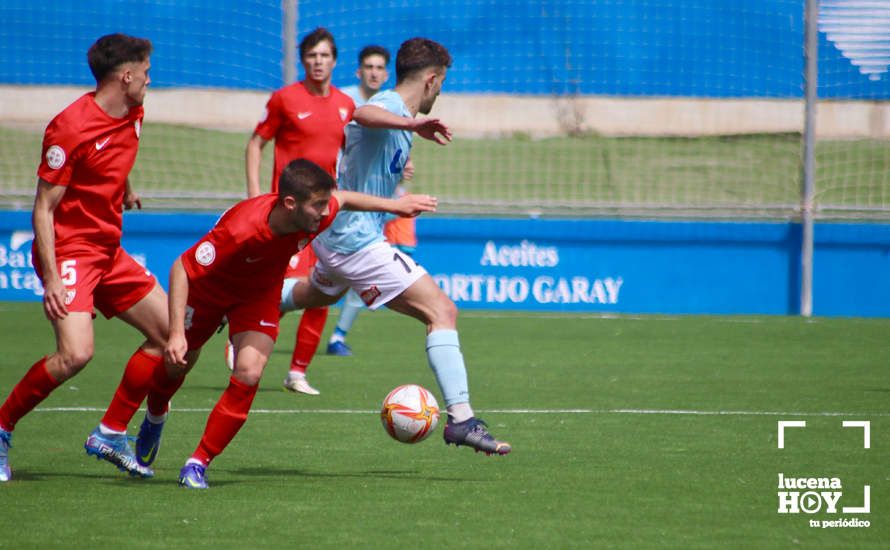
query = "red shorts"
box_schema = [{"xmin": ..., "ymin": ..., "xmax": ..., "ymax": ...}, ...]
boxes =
[
  {"xmin": 33, "ymin": 243, "xmax": 156, "ymax": 319},
  {"xmin": 183, "ymin": 285, "xmax": 281, "ymax": 350},
  {"xmin": 283, "ymin": 246, "xmax": 317, "ymax": 279}
]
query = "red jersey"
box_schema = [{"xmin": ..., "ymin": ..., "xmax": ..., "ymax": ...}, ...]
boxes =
[
  {"xmin": 254, "ymin": 81, "xmax": 354, "ymax": 189},
  {"xmin": 37, "ymin": 92, "xmax": 144, "ymax": 250},
  {"xmin": 181, "ymin": 193, "xmax": 341, "ymax": 302}
]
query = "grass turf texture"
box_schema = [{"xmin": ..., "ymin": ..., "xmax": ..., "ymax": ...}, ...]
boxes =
[
  {"xmin": 1, "ymin": 123, "xmax": 889, "ymax": 215},
  {"xmin": 0, "ymin": 302, "xmax": 887, "ymax": 548}
]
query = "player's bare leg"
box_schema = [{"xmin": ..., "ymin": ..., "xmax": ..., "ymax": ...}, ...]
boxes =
[
  {"xmin": 112, "ymin": 284, "xmax": 170, "ymax": 468},
  {"xmin": 86, "ymin": 285, "xmax": 168, "ymax": 478},
  {"xmin": 387, "ymin": 275, "xmax": 511, "ymax": 456},
  {"xmin": 0, "ymin": 312, "xmax": 93, "ymax": 482},
  {"xmin": 180, "ymin": 331, "xmax": 272, "ymax": 489}
]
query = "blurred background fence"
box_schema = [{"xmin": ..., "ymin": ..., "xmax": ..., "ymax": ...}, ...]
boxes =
[{"xmin": 0, "ymin": 0, "xmax": 888, "ymax": 219}]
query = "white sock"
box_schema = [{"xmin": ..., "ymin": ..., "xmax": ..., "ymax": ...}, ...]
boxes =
[
  {"xmin": 99, "ymin": 423, "xmax": 126, "ymax": 436},
  {"xmin": 447, "ymin": 402, "xmax": 474, "ymax": 423},
  {"xmin": 146, "ymin": 411, "xmax": 168, "ymax": 424}
]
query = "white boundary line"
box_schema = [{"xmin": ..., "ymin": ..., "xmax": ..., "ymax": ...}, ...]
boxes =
[{"xmin": 32, "ymin": 407, "xmax": 890, "ymax": 417}]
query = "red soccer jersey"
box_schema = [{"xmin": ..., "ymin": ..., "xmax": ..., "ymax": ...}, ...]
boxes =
[
  {"xmin": 254, "ymin": 82, "xmax": 354, "ymax": 190},
  {"xmin": 181, "ymin": 193, "xmax": 341, "ymax": 302},
  {"xmin": 37, "ymin": 92, "xmax": 144, "ymax": 250}
]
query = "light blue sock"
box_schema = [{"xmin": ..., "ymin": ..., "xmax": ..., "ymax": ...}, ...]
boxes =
[
  {"xmin": 426, "ymin": 329, "xmax": 470, "ymax": 406},
  {"xmin": 336, "ymin": 298, "xmax": 363, "ymax": 335}
]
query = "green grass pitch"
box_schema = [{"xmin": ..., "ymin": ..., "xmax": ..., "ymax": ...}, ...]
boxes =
[{"xmin": 0, "ymin": 302, "xmax": 887, "ymax": 548}]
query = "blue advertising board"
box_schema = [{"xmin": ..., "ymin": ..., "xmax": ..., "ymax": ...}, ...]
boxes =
[{"xmin": 1, "ymin": 211, "xmax": 888, "ymax": 317}]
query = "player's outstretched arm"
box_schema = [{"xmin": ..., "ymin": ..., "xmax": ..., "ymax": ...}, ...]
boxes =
[
  {"xmin": 334, "ymin": 190, "xmax": 437, "ymax": 218},
  {"xmin": 353, "ymin": 105, "xmax": 451, "ymax": 145},
  {"xmin": 165, "ymin": 257, "xmax": 190, "ymax": 366},
  {"xmin": 32, "ymin": 178, "xmax": 68, "ymax": 320}
]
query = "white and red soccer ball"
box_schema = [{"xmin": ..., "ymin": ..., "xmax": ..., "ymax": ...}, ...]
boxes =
[{"xmin": 380, "ymin": 384, "xmax": 440, "ymax": 443}]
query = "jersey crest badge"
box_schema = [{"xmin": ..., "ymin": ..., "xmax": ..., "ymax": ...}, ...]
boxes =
[
  {"xmin": 339, "ymin": 107, "xmax": 349, "ymax": 121},
  {"xmin": 195, "ymin": 241, "xmax": 216, "ymax": 266},
  {"xmin": 45, "ymin": 145, "xmax": 66, "ymax": 170}
]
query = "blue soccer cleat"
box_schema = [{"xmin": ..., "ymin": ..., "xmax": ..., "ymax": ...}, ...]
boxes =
[
  {"xmin": 443, "ymin": 417, "xmax": 512, "ymax": 456},
  {"xmin": 135, "ymin": 416, "xmax": 165, "ymax": 467},
  {"xmin": 0, "ymin": 429, "xmax": 12, "ymax": 482},
  {"xmin": 179, "ymin": 462, "xmax": 209, "ymax": 489},
  {"xmin": 326, "ymin": 340, "xmax": 353, "ymax": 356},
  {"xmin": 84, "ymin": 427, "xmax": 154, "ymax": 478}
]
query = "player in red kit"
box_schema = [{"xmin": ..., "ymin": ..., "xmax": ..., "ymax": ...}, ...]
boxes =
[
  {"xmin": 154, "ymin": 159, "xmax": 435, "ymax": 489},
  {"xmin": 241, "ymin": 27, "xmax": 356, "ymax": 395},
  {"xmin": 0, "ymin": 34, "xmax": 167, "ymax": 482}
]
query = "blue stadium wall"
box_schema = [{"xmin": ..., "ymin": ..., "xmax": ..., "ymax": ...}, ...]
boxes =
[
  {"xmin": 1, "ymin": 1, "xmax": 888, "ymax": 98},
  {"xmin": 1, "ymin": 211, "xmax": 888, "ymax": 317}
]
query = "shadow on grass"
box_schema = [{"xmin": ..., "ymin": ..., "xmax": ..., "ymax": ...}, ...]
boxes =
[{"xmin": 226, "ymin": 466, "xmax": 462, "ymax": 483}]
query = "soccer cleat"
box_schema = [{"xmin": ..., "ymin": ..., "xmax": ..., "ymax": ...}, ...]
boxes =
[
  {"xmin": 283, "ymin": 372, "xmax": 320, "ymax": 395},
  {"xmin": 84, "ymin": 427, "xmax": 154, "ymax": 478},
  {"xmin": 179, "ymin": 462, "xmax": 208, "ymax": 489},
  {"xmin": 135, "ymin": 416, "xmax": 165, "ymax": 467},
  {"xmin": 443, "ymin": 417, "xmax": 512, "ymax": 456},
  {"xmin": 0, "ymin": 429, "xmax": 12, "ymax": 482},
  {"xmin": 326, "ymin": 340, "xmax": 353, "ymax": 356}
]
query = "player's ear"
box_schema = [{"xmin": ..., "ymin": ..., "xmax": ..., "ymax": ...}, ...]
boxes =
[{"xmin": 282, "ymin": 194, "xmax": 297, "ymax": 210}]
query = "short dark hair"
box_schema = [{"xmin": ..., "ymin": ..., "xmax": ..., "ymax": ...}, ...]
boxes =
[
  {"xmin": 87, "ymin": 33, "xmax": 152, "ymax": 83},
  {"xmin": 278, "ymin": 159, "xmax": 336, "ymax": 203},
  {"xmin": 299, "ymin": 27, "xmax": 337, "ymax": 61},
  {"xmin": 395, "ymin": 38, "xmax": 451, "ymax": 84},
  {"xmin": 358, "ymin": 45, "xmax": 390, "ymax": 66}
]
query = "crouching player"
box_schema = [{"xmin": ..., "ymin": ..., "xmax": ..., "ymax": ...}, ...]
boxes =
[{"xmin": 154, "ymin": 159, "xmax": 435, "ymax": 488}]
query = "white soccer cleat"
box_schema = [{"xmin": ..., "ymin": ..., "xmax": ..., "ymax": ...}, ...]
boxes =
[
  {"xmin": 224, "ymin": 340, "xmax": 234, "ymax": 371},
  {"xmin": 282, "ymin": 372, "xmax": 320, "ymax": 395}
]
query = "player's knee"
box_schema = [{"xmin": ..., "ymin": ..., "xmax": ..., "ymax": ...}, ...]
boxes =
[
  {"xmin": 232, "ymin": 366, "xmax": 263, "ymax": 386},
  {"xmin": 58, "ymin": 347, "xmax": 93, "ymax": 374},
  {"xmin": 432, "ymin": 294, "xmax": 458, "ymax": 327}
]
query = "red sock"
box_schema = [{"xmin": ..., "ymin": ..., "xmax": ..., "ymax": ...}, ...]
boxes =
[
  {"xmin": 0, "ymin": 357, "xmax": 61, "ymax": 431},
  {"xmin": 192, "ymin": 376, "xmax": 258, "ymax": 465},
  {"xmin": 146, "ymin": 360, "xmax": 186, "ymax": 417},
  {"xmin": 290, "ymin": 306, "xmax": 328, "ymax": 374},
  {"xmin": 100, "ymin": 348, "xmax": 163, "ymax": 432}
]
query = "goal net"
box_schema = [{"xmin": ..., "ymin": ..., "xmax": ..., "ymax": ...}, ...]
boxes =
[{"xmin": 0, "ymin": 1, "xmax": 888, "ymax": 219}]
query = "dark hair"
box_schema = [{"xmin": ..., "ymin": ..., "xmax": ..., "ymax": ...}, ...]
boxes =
[
  {"xmin": 278, "ymin": 159, "xmax": 336, "ymax": 202},
  {"xmin": 358, "ymin": 45, "xmax": 390, "ymax": 66},
  {"xmin": 299, "ymin": 27, "xmax": 337, "ymax": 61},
  {"xmin": 395, "ymin": 38, "xmax": 451, "ymax": 84},
  {"xmin": 87, "ymin": 33, "xmax": 152, "ymax": 83}
]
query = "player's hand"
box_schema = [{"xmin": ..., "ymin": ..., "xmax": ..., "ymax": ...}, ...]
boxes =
[
  {"xmin": 402, "ymin": 158, "xmax": 415, "ymax": 182},
  {"xmin": 42, "ymin": 277, "xmax": 68, "ymax": 320},
  {"xmin": 123, "ymin": 189, "xmax": 142, "ymax": 210},
  {"xmin": 412, "ymin": 118, "xmax": 452, "ymax": 145},
  {"xmin": 164, "ymin": 331, "xmax": 189, "ymax": 367},
  {"xmin": 394, "ymin": 193, "xmax": 437, "ymax": 217}
]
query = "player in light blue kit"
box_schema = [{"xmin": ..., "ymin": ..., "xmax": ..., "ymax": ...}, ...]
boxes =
[
  {"xmin": 283, "ymin": 37, "xmax": 511, "ymax": 455},
  {"xmin": 327, "ymin": 44, "xmax": 418, "ymax": 357}
]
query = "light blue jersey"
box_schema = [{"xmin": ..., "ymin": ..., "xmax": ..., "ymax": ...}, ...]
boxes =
[
  {"xmin": 318, "ymin": 90, "xmax": 412, "ymax": 254},
  {"xmin": 339, "ymin": 85, "xmax": 366, "ymax": 107}
]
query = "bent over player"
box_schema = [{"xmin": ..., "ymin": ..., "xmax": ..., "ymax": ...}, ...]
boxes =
[
  {"xmin": 0, "ymin": 34, "xmax": 166, "ymax": 481},
  {"xmin": 283, "ymin": 38, "xmax": 512, "ymax": 455},
  {"xmin": 156, "ymin": 159, "xmax": 435, "ymax": 488}
]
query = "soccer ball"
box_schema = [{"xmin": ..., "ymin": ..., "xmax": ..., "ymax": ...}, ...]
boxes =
[{"xmin": 380, "ymin": 384, "xmax": 440, "ymax": 443}]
